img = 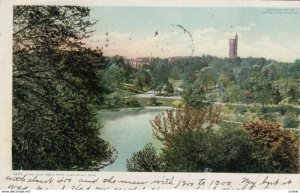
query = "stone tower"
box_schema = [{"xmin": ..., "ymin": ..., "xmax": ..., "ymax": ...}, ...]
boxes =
[{"xmin": 229, "ymin": 33, "xmax": 238, "ymax": 60}]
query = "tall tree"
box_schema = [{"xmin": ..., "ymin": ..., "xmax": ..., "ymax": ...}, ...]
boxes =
[
  {"xmin": 248, "ymin": 66, "xmax": 282, "ymax": 107},
  {"xmin": 151, "ymin": 105, "xmax": 221, "ymax": 148},
  {"xmin": 182, "ymin": 83, "xmax": 206, "ymax": 107},
  {"xmin": 198, "ymin": 67, "xmax": 216, "ymax": 91},
  {"xmin": 13, "ymin": 6, "xmax": 111, "ymax": 170},
  {"xmin": 243, "ymin": 120, "xmax": 299, "ymax": 173}
]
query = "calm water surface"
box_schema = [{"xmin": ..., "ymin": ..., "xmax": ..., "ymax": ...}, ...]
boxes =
[{"xmin": 97, "ymin": 107, "xmax": 169, "ymax": 172}]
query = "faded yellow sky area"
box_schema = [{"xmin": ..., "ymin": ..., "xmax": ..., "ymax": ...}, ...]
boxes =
[{"xmin": 83, "ymin": 7, "xmax": 300, "ymax": 62}]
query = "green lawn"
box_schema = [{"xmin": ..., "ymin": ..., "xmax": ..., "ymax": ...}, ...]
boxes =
[{"xmin": 119, "ymin": 83, "xmax": 146, "ymax": 94}]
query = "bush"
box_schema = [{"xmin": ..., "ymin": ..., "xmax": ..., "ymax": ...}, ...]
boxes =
[
  {"xmin": 276, "ymin": 105, "xmax": 288, "ymax": 115},
  {"xmin": 151, "ymin": 105, "xmax": 221, "ymax": 148},
  {"xmin": 126, "ymin": 143, "xmax": 161, "ymax": 172},
  {"xmin": 148, "ymin": 97, "xmax": 158, "ymax": 106},
  {"xmin": 129, "ymin": 118, "xmax": 299, "ymax": 173},
  {"xmin": 235, "ymin": 106, "xmax": 247, "ymax": 114},
  {"xmin": 243, "ymin": 120, "xmax": 299, "ymax": 173},
  {"xmin": 221, "ymin": 94, "xmax": 229, "ymax": 103},
  {"xmin": 161, "ymin": 124, "xmax": 259, "ymax": 173},
  {"xmin": 124, "ymin": 97, "xmax": 141, "ymax": 107},
  {"xmin": 161, "ymin": 130, "xmax": 217, "ymax": 172},
  {"xmin": 284, "ymin": 115, "xmax": 299, "ymax": 128},
  {"xmin": 258, "ymin": 112, "xmax": 279, "ymax": 122},
  {"xmin": 106, "ymin": 93, "xmax": 124, "ymax": 108}
]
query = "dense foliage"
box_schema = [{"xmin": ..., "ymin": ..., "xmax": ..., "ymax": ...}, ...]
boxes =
[
  {"xmin": 13, "ymin": 6, "xmax": 111, "ymax": 170},
  {"xmin": 243, "ymin": 120, "xmax": 299, "ymax": 173},
  {"xmin": 151, "ymin": 105, "xmax": 221, "ymax": 148},
  {"xmin": 161, "ymin": 124, "xmax": 259, "ymax": 172},
  {"xmin": 148, "ymin": 56, "xmax": 299, "ymax": 106},
  {"xmin": 128, "ymin": 107, "xmax": 299, "ymax": 173},
  {"xmin": 101, "ymin": 55, "xmax": 299, "ymax": 128},
  {"xmin": 99, "ymin": 54, "xmax": 299, "ymax": 132},
  {"xmin": 126, "ymin": 143, "xmax": 161, "ymax": 172}
]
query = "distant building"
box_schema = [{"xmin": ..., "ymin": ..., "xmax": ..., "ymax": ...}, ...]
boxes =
[
  {"xmin": 128, "ymin": 58, "xmax": 144, "ymax": 69},
  {"xmin": 229, "ymin": 33, "xmax": 238, "ymax": 60},
  {"xmin": 127, "ymin": 57, "xmax": 154, "ymax": 69}
]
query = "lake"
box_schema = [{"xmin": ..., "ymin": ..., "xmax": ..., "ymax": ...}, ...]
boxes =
[{"xmin": 97, "ymin": 107, "xmax": 170, "ymax": 172}]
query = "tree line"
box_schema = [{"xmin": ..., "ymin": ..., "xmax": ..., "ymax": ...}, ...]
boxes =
[{"xmin": 13, "ymin": 6, "xmax": 111, "ymax": 170}]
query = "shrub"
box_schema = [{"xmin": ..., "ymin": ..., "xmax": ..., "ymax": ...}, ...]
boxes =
[
  {"xmin": 124, "ymin": 97, "xmax": 141, "ymax": 107},
  {"xmin": 126, "ymin": 143, "xmax": 161, "ymax": 172},
  {"xmin": 276, "ymin": 105, "xmax": 287, "ymax": 115},
  {"xmin": 148, "ymin": 97, "xmax": 158, "ymax": 106},
  {"xmin": 284, "ymin": 115, "xmax": 299, "ymax": 128},
  {"xmin": 159, "ymin": 123, "xmax": 259, "ymax": 173},
  {"xmin": 243, "ymin": 120, "xmax": 299, "ymax": 173},
  {"xmin": 235, "ymin": 106, "xmax": 247, "ymax": 114},
  {"xmin": 151, "ymin": 105, "xmax": 221, "ymax": 148}
]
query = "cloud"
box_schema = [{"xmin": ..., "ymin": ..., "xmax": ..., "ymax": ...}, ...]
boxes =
[
  {"xmin": 239, "ymin": 36, "xmax": 298, "ymax": 62},
  {"xmin": 236, "ymin": 26, "xmax": 251, "ymax": 31},
  {"xmin": 235, "ymin": 23, "xmax": 256, "ymax": 32},
  {"xmin": 194, "ymin": 27, "xmax": 217, "ymax": 35}
]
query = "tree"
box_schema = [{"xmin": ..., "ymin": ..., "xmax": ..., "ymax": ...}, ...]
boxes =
[
  {"xmin": 13, "ymin": 6, "xmax": 111, "ymax": 170},
  {"xmin": 130, "ymin": 108, "xmax": 299, "ymax": 173},
  {"xmin": 213, "ymin": 123, "xmax": 260, "ymax": 172},
  {"xmin": 182, "ymin": 84, "xmax": 206, "ymax": 107},
  {"xmin": 149, "ymin": 97, "xmax": 158, "ymax": 106},
  {"xmin": 224, "ymin": 81, "xmax": 243, "ymax": 103},
  {"xmin": 161, "ymin": 129, "xmax": 217, "ymax": 172},
  {"xmin": 287, "ymin": 87, "xmax": 298, "ymax": 103},
  {"xmin": 236, "ymin": 66, "xmax": 250, "ymax": 89},
  {"xmin": 289, "ymin": 59, "xmax": 300, "ymax": 79},
  {"xmin": 128, "ymin": 122, "xmax": 261, "ymax": 173},
  {"xmin": 164, "ymin": 81, "xmax": 174, "ymax": 96},
  {"xmin": 149, "ymin": 60, "xmax": 170, "ymax": 87},
  {"xmin": 133, "ymin": 70, "xmax": 151, "ymax": 90},
  {"xmin": 248, "ymin": 66, "xmax": 283, "ymax": 107},
  {"xmin": 124, "ymin": 97, "xmax": 141, "ymax": 107},
  {"xmin": 161, "ymin": 123, "xmax": 259, "ymax": 172},
  {"xmin": 151, "ymin": 105, "xmax": 221, "ymax": 148},
  {"xmin": 126, "ymin": 143, "xmax": 161, "ymax": 172},
  {"xmin": 243, "ymin": 120, "xmax": 299, "ymax": 173},
  {"xmin": 253, "ymin": 82, "xmax": 283, "ymax": 107},
  {"xmin": 271, "ymin": 88, "xmax": 283, "ymax": 104},
  {"xmin": 198, "ymin": 67, "xmax": 217, "ymax": 91}
]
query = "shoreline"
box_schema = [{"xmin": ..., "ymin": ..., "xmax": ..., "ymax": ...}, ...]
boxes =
[
  {"xmin": 90, "ymin": 144, "xmax": 118, "ymax": 171},
  {"xmin": 98, "ymin": 106, "xmax": 173, "ymax": 113}
]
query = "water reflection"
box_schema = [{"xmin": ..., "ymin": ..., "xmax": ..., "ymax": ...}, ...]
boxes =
[{"xmin": 97, "ymin": 107, "xmax": 169, "ymax": 171}]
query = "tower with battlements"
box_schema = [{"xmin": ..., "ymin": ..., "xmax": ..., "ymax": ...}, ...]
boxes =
[{"xmin": 229, "ymin": 33, "xmax": 238, "ymax": 60}]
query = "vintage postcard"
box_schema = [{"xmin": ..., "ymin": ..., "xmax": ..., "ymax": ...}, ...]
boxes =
[{"xmin": 1, "ymin": 0, "xmax": 300, "ymax": 190}]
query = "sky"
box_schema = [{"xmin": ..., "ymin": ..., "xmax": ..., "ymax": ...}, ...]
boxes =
[{"xmin": 84, "ymin": 7, "xmax": 300, "ymax": 62}]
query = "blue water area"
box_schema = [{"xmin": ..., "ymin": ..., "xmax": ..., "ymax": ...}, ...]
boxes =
[{"xmin": 97, "ymin": 107, "xmax": 169, "ymax": 172}]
